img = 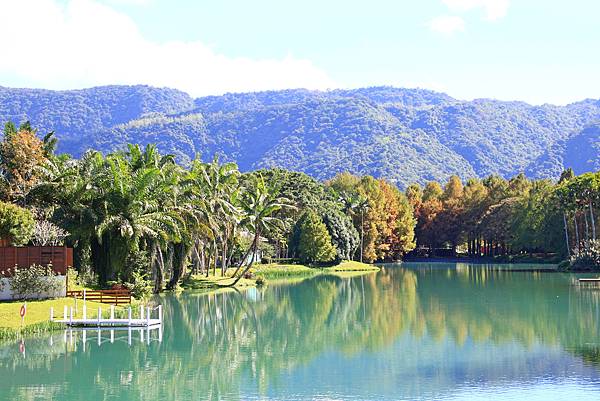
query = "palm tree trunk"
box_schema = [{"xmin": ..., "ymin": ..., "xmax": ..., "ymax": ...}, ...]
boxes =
[
  {"xmin": 228, "ymin": 230, "xmax": 259, "ymax": 287},
  {"xmin": 230, "ymin": 239, "xmax": 256, "ymax": 278}
]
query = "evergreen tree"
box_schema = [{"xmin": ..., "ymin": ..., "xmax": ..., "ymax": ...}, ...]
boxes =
[{"xmin": 297, "ymin": 211, "xmax": 336, "ymax": 264}]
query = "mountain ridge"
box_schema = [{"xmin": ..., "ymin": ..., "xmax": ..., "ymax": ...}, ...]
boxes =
[{"xmin": 0, "ymin": 84, "xmax": 598, "ymax": 188}]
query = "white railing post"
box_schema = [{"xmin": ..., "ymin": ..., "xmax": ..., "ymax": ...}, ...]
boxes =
[
  {"xmin": 110, "ymin": 305, "xmax": 114, "ymax": 320},
  {"xmin": 146, "ymin": 306, "xmax": 150, "ymax": 326},
  {"xmin": 97, "ymin": 328, "xmax": 101, "ymax": 346},
  {"xmin": 128, "ymin": 307, "xmax": 132, "ymax": 324},
  {"xmin": 97, "ymin": 307, "xmax": 101, "ymax": 325},
  {"xmin": 83, "ymin": 289, "xmax": 87, "ymax": 319},
  {"xmin": 63, "ymin": 305, "xmax": 67, "ymax": 321},
  {"xmin": 69, "ymin": 307, "xmax": 73, "ymax": 325},
  {"xmin": 83, "ymin": 330, "xmax": 87, "ymax": 352},
  {"xmin": 158, "ymin": 305, "xmax": 163, "ymax": 324},
  {"xmin": 50, "ymin": 307, "xmax": 54, "ymax": 321},
  {"xmin": 128, "ymin": 327, "xmax": 132, "ymax": 346},
  {"xmin": 140, "ymin": 305, "xmax": 144, "ymax": 320}
]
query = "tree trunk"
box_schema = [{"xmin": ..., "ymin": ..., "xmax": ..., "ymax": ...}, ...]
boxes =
[
  {"xmin": 221, "ymin": 235, "xmax": 227, "ymax": 276},
  {"xmin": 590, "ymin": 201, "xmax": 596, "ymax": 241},
  {"xmin": 563, "ymin": 212, "xmax": 570, "ymax": 257},
  {"xmin": 360, "ymin": 209, "xmax": 364, "ymax": 263},
  {"xmin": 574, "ymin": 214, "xmax": 580, "ymax": 251},
  {"xmin": 227, "ymin": 230, "xmax": 259, "ymax": 287},
  {"xmin": 212, "ymin": 240, "xmax": 217, "ymax": 276},
  {"xmin": 230, "ymin": 238, "xmax": 257, "ymax": 278},
  {"xmin": 151, "ymin": 243, "xmax": 164, "ymax": 293},
  {"xmin": 584, "ymin": 212, "xmax": 590, "ymax": 249}
]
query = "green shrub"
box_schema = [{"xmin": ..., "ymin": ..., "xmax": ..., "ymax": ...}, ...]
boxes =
[
  {"xmin": 124, "ymin": 271, "xmax": 152, "ymax": 300},
  {"xmin": 569, "ymin": 240, "xmax": 600, "ymax": 271},
  {"xmin": 0, "ymin": 202, "xmax": 34, "ymax": 245},
  {"xmin": 10, "ymin": 264, "xmax": 63, "ymax": 300}
]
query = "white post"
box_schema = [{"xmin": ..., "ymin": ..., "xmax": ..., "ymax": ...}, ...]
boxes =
[
  {"xmin": 83, "ymin": 304, "xmax": 87, "ymax": 320},
  {"xmin": 50, "ymin": 307, "xmax": 54, "ymax": 321},
  {"xmin": 158, "ymin": 305, "xmax": 163, "ymax": 324},
  {"xmin": 159, "ymin": 325, "xmax": 163, "ymax": 343},
  {"xmin": 128, "ymin": 307, "xmax": 132, "ymax": 324},
  {"xmin": 83, "ymin": 330, "xmax": 87, "ymax": 352},
  {"xmin": 146, "ymin": 306, "xmax": 150, "ymax": 326},
  {"xmin": 140, "ymin": 328, "xmax": 144, "ymax": 342},
  {"xmin": 128, "ymin": 327, "xmax": 132, "ymax": 346},
  {"xmin": 69, "ymin": 307, "xmax": 73, "ymax": 325},
  {"xmin": 146, "ymin": 327, "xmax": 150, "ymax": 345},
  {"xmin": 110, "ymin": 305, "xmax": 114, "ymax": 320},
  {"xmin": 110, "ymin": 329, "xmax": 114, "ymax": 344},
  {"xmin": 140, "ymin": 305, "xmax": 144, "ymax": 320},
  {"xmin": 63, "ymin": 305, "xmax": 67, "ymax": 321},
  {"xmin": 97, "ymin": 307, "xmax": 102, "ymax": 325},
  {"xmin": 97, "ymin": 328, "xmax": 101, "ymax": 346},
  {"xmin": 69, "ymin": 328, "xmax": 73, "ymax": 346}
]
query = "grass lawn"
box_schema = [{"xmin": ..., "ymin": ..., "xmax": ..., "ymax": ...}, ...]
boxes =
[
  {"xmin": 182, "ymin": 271, "xmax": 256, "ymax": 290},
  {"xmin": 324, "ymin": 261, "xmax": 380, "ymax": 272},
  {"xmin": 0, "ymin": 296, "xmax": 141, "ymax": 342},
  {"xmin": 253, "ymin": 263, "xmax": 316, "ymax": 278}
]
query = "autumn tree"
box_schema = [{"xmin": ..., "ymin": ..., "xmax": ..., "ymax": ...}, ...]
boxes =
[{"xmin": 0, "ymin": 121, "xmax": 48, "ymax": 204}]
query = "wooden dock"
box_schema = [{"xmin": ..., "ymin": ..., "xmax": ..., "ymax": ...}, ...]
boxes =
[
  {"xmin": 578, "ymin": 278, "xmax": 600, "ymax": 283},
  {"xmin": 51, "ymin": 304, "xmax": 162, "ymax": 328}
]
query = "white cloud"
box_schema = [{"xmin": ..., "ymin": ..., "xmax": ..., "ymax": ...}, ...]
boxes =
[
  {"xmin": 428, "ymin": 16, "xmax": 466, "ymax": 35},
  {"xmin": 442, "ymin": 0, "xmax": 510, "ymax": 20},
  {"xmin": 0, "ymin": 0, "xmax": 335, "ymax": 96}
]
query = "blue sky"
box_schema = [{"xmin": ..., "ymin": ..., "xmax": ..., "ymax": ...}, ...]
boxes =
[{"xmin": 0, "ymin": 0, "xmax": 599, "ymax": 104}]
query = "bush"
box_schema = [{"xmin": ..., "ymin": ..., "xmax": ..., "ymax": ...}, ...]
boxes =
[
  {"xmin": 569, "ymin": 240, "xmax": 600, "ymax": 271},
  {"xmin": 9, "ymin": 264, "xmax": 62, "ymax": 300},
  {"xmin": 0, "ymin": 202, "xmax": 34, "ymax": 245},
  {"xmin": 31, "ymin": 220, "xmax": 69, "ymax": 246},
  {"xmin": 124, "ymin": 271, "xmax": 152, "ymax": 300}
]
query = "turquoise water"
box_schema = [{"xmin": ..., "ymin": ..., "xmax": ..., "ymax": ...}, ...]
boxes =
[{"xmin": 1, "ymin": 262, "xmax": 600, "ymax": 400}]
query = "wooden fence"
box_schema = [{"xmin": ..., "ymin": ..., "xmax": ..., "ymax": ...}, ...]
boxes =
[
  {"xmin": 66, "ymin": 289, "xmax": 132, "ymax": 305},
  {"xmin": 0, "ymin": 246, "xmax": 73, "ymax": 276}
]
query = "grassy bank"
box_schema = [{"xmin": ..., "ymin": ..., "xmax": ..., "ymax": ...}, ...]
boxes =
[
  {"xmin": 183, "ymin": 261, "xmax": 379, "ymax": 290},
  {"xmin": 0, "ymin": 297, "xmax": 138, "ymax": 340}
]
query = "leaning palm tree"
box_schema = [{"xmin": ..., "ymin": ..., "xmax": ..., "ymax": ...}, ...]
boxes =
[{"xmin": 227, "ymin": 175, "xmax": 289, "ymax": 286}]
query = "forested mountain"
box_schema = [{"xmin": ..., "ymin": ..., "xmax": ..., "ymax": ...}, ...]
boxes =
[{"xmin": 0, "ymin": 85, "xmax": 598, "ymax": 188}]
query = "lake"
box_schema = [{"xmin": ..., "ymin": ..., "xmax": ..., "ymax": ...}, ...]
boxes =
[{"xmin": 1, "ymin": 262, "xmax": 600, "ymax": 400}]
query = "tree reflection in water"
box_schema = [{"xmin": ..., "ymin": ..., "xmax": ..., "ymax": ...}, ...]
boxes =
[{"xmin": 1, "ymin": 263, "xmax": 600, "ymax": 401}]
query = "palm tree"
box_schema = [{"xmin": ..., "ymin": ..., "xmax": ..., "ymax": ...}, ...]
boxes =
[{"xmin": 227, "ymin": 175, "xmax": 289, "ymax": 286}]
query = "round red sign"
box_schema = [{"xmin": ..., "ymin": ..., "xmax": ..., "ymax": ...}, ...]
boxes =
[{"xmin": 19, "ymin": 304, "xmax": 26, "ymax": 318}]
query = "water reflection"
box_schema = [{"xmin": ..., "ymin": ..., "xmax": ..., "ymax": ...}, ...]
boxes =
[{"xmin": 1, "ymin": 263, "xmax": 600, "ymax": 400}]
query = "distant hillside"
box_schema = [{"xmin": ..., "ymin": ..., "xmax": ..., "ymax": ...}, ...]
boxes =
[{"xmin": 0, "ymin": 85, "xmax": 598, "ymax": 188}]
